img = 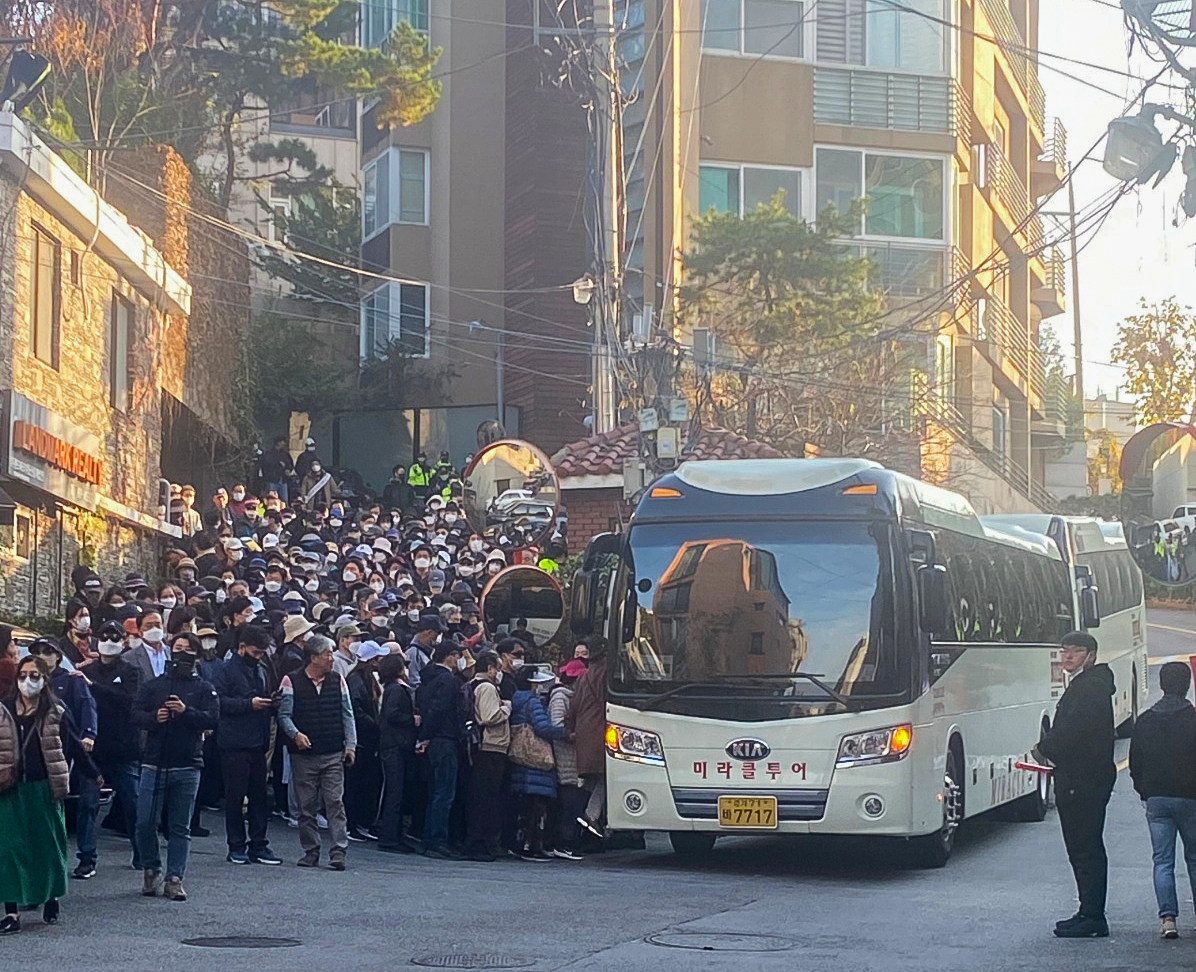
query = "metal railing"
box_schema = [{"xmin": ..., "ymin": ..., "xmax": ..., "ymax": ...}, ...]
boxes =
[
  {"xmin": 978, "ymin": 0, "xmax": 1046, "ymax": 132},
  {"xmin": 1043, "ymin": 371, "xmax": 1072, "ymax": 424},
  {"xmin": 1042, "ymin": 247, "xmax": 1067, "ymax": 304},
  {"xmin": 1041, "ymin": 117, "xmax": 1067, "ymax": 173},
  {"xmin": 986, "ymin": 142, "xmax": 1030, "ymax": 225},
  {"xmin": 863, "ymin": 242, "xmax": 953, "ymax": 298},
  {"xmin": 814, "ymin": 68, "xmax": 961, "ymax": 136}
]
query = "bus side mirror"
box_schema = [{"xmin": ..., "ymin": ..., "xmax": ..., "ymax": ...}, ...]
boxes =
[
  {"xmin": 1080, "ymin": 586, "xmax": 1101, "ymax": 629},
  {"xmin": 918, "ymin": 564, "xmax": 949, "ymax": 635}
]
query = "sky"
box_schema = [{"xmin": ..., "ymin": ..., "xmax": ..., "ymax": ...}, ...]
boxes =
[{"xmin": 1038, "ymin": 0, "xmax": 1196, "ymax": 401}]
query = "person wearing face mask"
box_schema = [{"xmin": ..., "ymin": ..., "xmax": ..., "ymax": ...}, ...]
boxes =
[
  {"xmin": 485, "ymin": 550, "xmax": 507, "ymax": 579},
  {"xmin": 463, "ymin": 651, "xmax": 512, "ymax": 862},
  {"xmin": 426, "ymin": 569, "xmax": 447, "ymax": 599},
  {"xmin": 208, "ymin": 489, "xmax": 235, "ymax": 534},
  {"xmin": 332, "ymin": 624, "xmax": 364, "ymax": 679},
  {"xmin": 382, "ymin": 464, "xmax": 417, "ymax": 514},
  {"xmin": 81, "ymin": 621, "xmax": 143, "ymax": 870},
  {"xmin": 299, "ymin": 459, "xmax": 334, "ymax": 509},
  {"xmin": 221, "ymin": 537, "xmax": 246, "ymax": 577},
  {"xmin": 260, "ymin": 566, "xmax": 290, "ymax": 611},
  {"xmin": 404, "ymin": 614, "xmax": 444, "ymax": 689},
  {"xmin": 58, "ymin": 601, "xmax": 95, "ymax": 666},
  {"xmin": 157, "ymin": 585, "xmax": 178, "ymax": 628},
  {"xmin": 392, "ymin": 596, "xmax": 422, "ymax": 644},
  {"xmin": 294, "ymin": 436, "xmax": 320, "ymax": 481},
  {"xmin": 98, "ymin": 586, "xmax": 130, "ymax": 626},
  {"xmin": 29, "ymin": 640, "xmax": 100, "ymax": 881},
  {"xmin": 407, "ymin": 453, "xmax": 432, "ymax": 506},
  {"xmin": 414, "ymin": 635, "xmax": 463, "ymax": 860},
  {"xmin": 216, "ymin": 597, "xmax": 257, "ymax": 660},
  {"xmin": 496, "ymin": 639, "xmax": 525, "ymax": 703},
  {"xmin": 365, "ymin": 598, "xmax": 394, "ymax": 642},
  {"xmin": 0, "ymin": 654, "xmax": 98, "ymax": 935},
  {"xmin": 131, "ymin": 634, "xmax": 220, "ymax": 902},
  {"xmin": 345, "ymin": 641, "xmax": 390, "ymax": 842},
  {"xmin": 508, "ymin": 667, "xmax": 570, "ymax": 862},
  {"xmin": 210, "ymin": 626, "xmax": 282, "ymax": 866}
]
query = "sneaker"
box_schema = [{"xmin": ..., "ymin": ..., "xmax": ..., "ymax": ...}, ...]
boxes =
[
  {"xmin": 42, "ymin": 900, "xmax": 58, "ymax": 925},
  {"xmin": 296, "ymin": 853, "xmax": 320, "ymax": 868},
  {"xmin": 163, "ymin": 877, "xmax": 187, "ymax": 902},
  {"xmin": 1053, "ymin": 915, "xmax": 1108, "ymax": 938},
  {"xmin": 378, "ymin": 843, "xmax": 416, "ymax": 855},
  {"xmin": 190, "ymin": 825, "xmax": 211, "ymax": 838},
  {"xmin": 284, "ymin": 816, "xmax": 299, "ymax": 828},
  {"xmin": 250, "ymin": 851, "xmax": 282, "ymax": 866},
  {"xmin": 226, "ymin": 851, "xmax": 250, "ymax": 865},
  {"xmin": 0, "ymin": 914, "xmax": 19, "ymax": 935},
  {"xmin": 576, "ymin": 816, "xmax": 603, "ymax": 838},
  {"xmin": 141, "ymin": 869, "xmax": 161, "ymax": 897},
  {"xmin": 424, "ymin": 844, "xmax": 464, "ymax": 861},
  {"xmin": 346, "ymin": 828, "xmax": 369, "ymax": 843},
  {"xmin": 328, "ymin": 858, "xmax": 346, "ymax": 871},
  {"xmin": 1162, "ymin": 916, "xmax": 1179, "ymax": 939},
  {"xmin": 467, "ymin": 847, "xmax": 497, "ymax": 863},
  {"xmin": 519, "ymin": 849, "xmax": 554, "ymax": 862},
  {"xmin": 551, "ymin": 848, "xmax": 583, "ymax": 861},
  {"xmin": 72, "ymin": 862, "xmax": 96, "ymax": 880}
]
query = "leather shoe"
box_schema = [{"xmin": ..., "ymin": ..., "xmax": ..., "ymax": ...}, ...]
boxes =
[{"xmin": 42, "ymin": 900, "xmax": 59, "ymax": 925}]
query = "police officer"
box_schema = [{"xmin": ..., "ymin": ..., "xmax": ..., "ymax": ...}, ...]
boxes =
[
  {"xmin": 407, "ymin": 453, "xmax": 431, "ymax": 505},
  {"xmin": 1032, "ymin": 631, "xmax": 1116, "ymax": 938}
]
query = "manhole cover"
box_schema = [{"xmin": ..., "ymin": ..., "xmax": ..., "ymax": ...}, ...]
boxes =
[
  {"xmin": 410, "ymin": 957, "xmax": 533, "ymax": 969},
  {"xmin": 182, "ymin": 937, "xmax": 301, "ymax": 949},
  {"xmin": 646, "ymin": 931, "xmax": 797, "ymax": 952}
]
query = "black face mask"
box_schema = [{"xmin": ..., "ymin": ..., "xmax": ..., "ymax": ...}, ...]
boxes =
[
  {"xmin": 168, "ymin": 653, "xmax": 197, "ymax": 676},
  {"xmin": 242, "ymin": 653, "xmax": 260, "ymax": 668}
]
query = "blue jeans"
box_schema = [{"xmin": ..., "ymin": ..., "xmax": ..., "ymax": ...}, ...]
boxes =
[
  {"xmin": 423, "ymin": 739, "xmax": 458, "ymax": 848},
  {"xmin": 266, "ymin": 481, "xmax": 289, "ymax": 502},
  {"xmin": 75, "ymin": 773, "xmax": 101, "ymax": 866},
  {"xmin": 100, "ymin": 760, "xmax": 142, "ymax": 867},
  {"xmin": 136, "ymin": 765, "xmax": 201, "ymax": 880},
  {"xmin": 1146, "ymin": 796, "xmax": 1196, "ymax": 918}
]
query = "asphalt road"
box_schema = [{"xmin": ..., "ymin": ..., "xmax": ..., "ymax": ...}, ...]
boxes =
[{"xmin": 10, "ymin": 608, "xmax": 1196, "ymax": 972}]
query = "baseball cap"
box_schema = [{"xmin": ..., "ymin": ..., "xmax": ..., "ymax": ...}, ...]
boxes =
[
  {"xmin": 416, "ymin": 612, "xmax": 447, "ymax": 633},
  {"xmin": 356, "ymin": 640, "xmax": 391, "ymax": 662},
  {"xmin": 336, "ymin": 623, "xmax": 364, "ymax": 641},
  {"xmin": 367, "ymin": 598, "xmax": 388, "ymax": 613},
  {"xmin": 529, "ymin": 669, "xmax": 555, "ymax": 684}
]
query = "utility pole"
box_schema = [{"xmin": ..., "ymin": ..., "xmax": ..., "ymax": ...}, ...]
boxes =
[
  {"xmin": 1067, "ymin": 179, "xmax": 1084, "ymax": 403},
  {"xmin": 592, "ymin": 0, "xmax": 621, "ymax": 434}
]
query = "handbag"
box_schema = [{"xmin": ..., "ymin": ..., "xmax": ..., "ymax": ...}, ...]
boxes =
[{"xmin": 508, "ymin": 723, "xmax": 555, "ymax": 771}]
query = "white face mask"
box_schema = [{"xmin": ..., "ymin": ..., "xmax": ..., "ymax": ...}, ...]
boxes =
[
  {"xmin": 458, "ymin": 565, "xmax": 476, "ymax": 577},
  {"xmin": 374, "ymin": 552, "xmax": 387, "ymax": 564},
  {"xmin": 469, "ymin": 540, "xmax": 484, "ymax": 553},
  {"xmin": 343, "ymin": 570, "xmax": 359, "ymax": 584},
  {"xmin": 444, "ymin": 514, "xmax": 457, "ymax": 525},
  {"xmin": 232, "ymin": 491, "xmax": 245, "ymax": 501},
  {"xmin": 98, "ymin": 640, "xmax": 123, "ymax": 657},
  {"xmin": 456, "ymin": 656, "xmax": 469, "ymax": 672},
  {"xmin": 305, "ymin": 579, "xmax": 319, "ymax": 592},
  {"xmin": 511, "ymin": 658, "xmax": 525, "ymax": 671},
  {"xmin": 143, "ymin": 627, "xmax": 165, "ymax": 645},
  {"xmin": 264, "ymin": 580, "xmax": 282, "ymax": 593},
  {"xmin": 73, "ymin": 614, "xmax": 91, "ymax": 632},
  {"xmin": 215, "ymin": 589, "xmax": 227, "ymax": 604},
  {"xmin": 414, "ymin": 557, "xmax": 431, "ymax": 569},
  {"xmin": 230, "ymin": 550, "xmax": 243, "ymax": 562},
  {"xmin": 407, "ymin": 609, "xmax": 421, "ymax": 622},
  {"xmin": 370, "ymin": 581, "xmax": 385, "ymax": 593},
  {"xmin": 18, "ymin": 675, "xmax": 43, "ymax": 698},
  {"xmin": 201, "ymin": 637, "xmax": 218, "ymax": 653},
  {"xmin": 330, "ymin": 518, "xmax": 343, "ymax": 528},
  {"xmin": 429, "ymin": 583, "xmax": 444, "ymax": 595},
  {"xmin": 311, "ymin": 464, "xmax": 322, "ymax": 474},
  {"xmin": 128, "ymin": 637, "xmax": 143, "ymax": 650},
  {"xmin": 160, "ymin": 597, "xmax": 176, "ymax": 609},
  {"xmin": 372, "ymin": 616, "xmax": 389, "ymax": 628},
  {"xmin": 488, "ymin": 563, "xmax": 502, "ymax": 575},
  {"xmin": 423, "ymin": 516, "xmax": 436, "ymax": 527}
]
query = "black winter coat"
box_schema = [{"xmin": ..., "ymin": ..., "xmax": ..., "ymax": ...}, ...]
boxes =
[
  {"xmin": 1037, "ymin": 663, "xmax": 1116, "ymax": 792},
  {"xmin": 379, "ymin": 681, "xmax": 417, "ymax": 754},
  {"xmin": 132, "ymin": 671, "xmax": 220, "ymax": 768},
  {"xmin": 86, "ymin": 658, "xmax": 141, "ymax": 765},
  {"xmin": 211, "ymin": 655, "xmax": 273, "ymax": 752},
  {"xmin": 1130, "ymin": 696, "xmax": 1196, "ymax": 800},
  {"xmin": 416, "ymin": 663, "xmax": 462, "ymax": 742}
]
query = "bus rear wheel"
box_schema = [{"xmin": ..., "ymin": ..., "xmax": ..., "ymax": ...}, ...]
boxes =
[
  {"xmin": 910, "ymin": 744, "xmax": 963, "ymax": 869},
  {"xmin": 669, "ymin": 832, "xmax": 717, "ymax": 856}
]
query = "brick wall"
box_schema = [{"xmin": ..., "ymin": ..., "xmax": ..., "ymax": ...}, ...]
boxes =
[{"xmin": 562, "ymin": 486, "xmax": 632, "ymax": 549}]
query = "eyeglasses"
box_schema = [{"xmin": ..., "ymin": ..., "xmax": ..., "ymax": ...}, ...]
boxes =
[{"xmin": 17, "ymin": 672, "xmax": 42, "ymax": 682}]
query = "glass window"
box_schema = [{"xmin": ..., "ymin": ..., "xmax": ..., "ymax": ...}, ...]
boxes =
[
  {"xmin": 815, "ymin": 148, "xmax": 862, "ymax": 219},
  {"xmin": 744, "ymin": 167, "xmax": 801, "ymax": 214},
  {"xmin": 864, "ymin": 154, "xmax": 944, "ymax": 239},
  {"xmin": 396, "ymin": 282, "xmax": 429, "ymax": 356},
  {"xmin": 702, "ymin": 0, "xmax": 742, "ymax": 50},
  {"xmin": 362, "ymin": 0, "xmax": 428, "ymax": 47},
  {"xmin": 110, "ymin": 293, "xmax": 132, "ymax": 411},
  {"xmin": 699, "ymin": 165, "xmax": 740, "ymax": 214},
  {"xmin": 362, "ymin": 156, "xmax": 388, "ymax": 239},
  {"xmin": 864, "ymin": 0, "xmax": 945, "ymax": 71},
  {"xmin": 30, "ymin": 224, "xmax": 59, "ymax": 368},
  {"xmin": 744, "ymin": 0, "xmax": 805, "ymax": 57},
  {"xmin": 992, "ymin": 405, "xmax": 1007, "ymax": 456},
  {"xmin": 398, "ymin": 149, "xmax": 427, "ymax": 224}
]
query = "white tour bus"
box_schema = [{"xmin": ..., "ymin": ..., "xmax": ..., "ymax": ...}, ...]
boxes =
[{"xmin": 569, "ymin": 459, "xmax": 1141, "ymax": 867}]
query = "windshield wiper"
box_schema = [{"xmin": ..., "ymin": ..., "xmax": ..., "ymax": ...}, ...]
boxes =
[{"xmin": 633, "ymin": 672, "xmax": 854, "ymax": 712}]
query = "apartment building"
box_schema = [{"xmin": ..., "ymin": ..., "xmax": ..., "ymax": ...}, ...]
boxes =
[{"xmin": 356, "ymin": 1, "xmax": 1073, "ymax": 510}]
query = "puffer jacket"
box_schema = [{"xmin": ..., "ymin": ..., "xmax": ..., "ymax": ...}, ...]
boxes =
[
  {"xmin": 509, "ymin": 689, "xmax": 569, "ymax": 798},
  {"xmin": 0, "ymin": 699, "xmax": 76, "ymax": 799},
  {"xmin": 547, "ymin": 684, "xmax": 578, "ymax": 785}
]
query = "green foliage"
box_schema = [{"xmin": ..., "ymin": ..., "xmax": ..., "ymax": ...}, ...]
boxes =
[
  {"xmin": 245, "ymin": 311, "xmax": 356, "ymax": 418},
  {"xmin": 1111, "ymin": 297, "xmax": 1196, "ymax": 425}
]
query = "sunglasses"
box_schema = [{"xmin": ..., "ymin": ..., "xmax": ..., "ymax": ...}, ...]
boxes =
[{"xmin": 17, "ymin": 672, "xmax": 42, "ymax": 682}]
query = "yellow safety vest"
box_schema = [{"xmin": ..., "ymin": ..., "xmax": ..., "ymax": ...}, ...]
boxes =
[{"xmin": 407, "ymin": 465, "xmax": 430, "ymax": 488}]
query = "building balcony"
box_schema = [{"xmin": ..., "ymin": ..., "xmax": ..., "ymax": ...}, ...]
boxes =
[
  {"xmin": 1032, "ymin": 248, "xmax": 1067, "ymax": 319},
  {"xmin": 972, "ymin": 293, "xmax": 1031, "ymax": 394},
  {"xmin": 1033, "ymin": 118, "xmax": 1068, "ymax": 198},
  {"xmin": 985, "ymin": 142, "xmax": 1030, "ymax": 228},
  {"xmin": 860, "ymin": 242, "xmax": 964, "ymax": 301},
  {"xmin": 978, "ymin": 0, "xmax": 1046, "ymax": 133},
  {"xmin": 1032, "ymin": 371, "xmax": 1075, "ymax": 441},
  {"xmin": 814, "ymin": 68, "xmax": 970, "ymax": 142}
]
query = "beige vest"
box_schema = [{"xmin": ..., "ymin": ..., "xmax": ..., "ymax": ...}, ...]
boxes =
[{"xmin": 0, "ymin": 702, "xmax": 70, "ymax": 800}]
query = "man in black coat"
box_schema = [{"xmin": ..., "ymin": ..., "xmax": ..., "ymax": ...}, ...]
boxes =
[
  {"xmin": 210, "ymin": 625, "xmax": 281, "ymax": 866},
  {"xmin": 415, "ymin": 641, "xmax": 464, "ymax": 860},
  {"xmin": 1129, "ymin": 661, "xmax": 1196, "ymax": 939},
  {"xmin": 1033, "ymin": 630, "xmax": 1116, "ymax": 938},
  {"xmin": 132, "ymin": 634, "xmax": 220, "ymax": 901}
]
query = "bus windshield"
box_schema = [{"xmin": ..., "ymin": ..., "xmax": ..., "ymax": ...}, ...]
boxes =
[{"xmin": 612, "ymin": 520, "xmax": 905, "ymax": 718}]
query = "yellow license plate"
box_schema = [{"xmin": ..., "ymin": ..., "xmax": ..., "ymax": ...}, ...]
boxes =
[{"xmin": 717, "ymin": 796, "xmax": 778, "ymax": 829}]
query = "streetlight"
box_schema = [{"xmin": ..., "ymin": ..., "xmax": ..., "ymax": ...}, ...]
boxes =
[{"xmin": 1102, "ymin": 111, "xmax": 1165, "ymax": 181}]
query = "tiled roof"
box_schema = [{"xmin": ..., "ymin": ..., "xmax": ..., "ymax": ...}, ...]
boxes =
[{"xmin": 552, "ymin": 423, "xmax": 786, "ymax": 479}]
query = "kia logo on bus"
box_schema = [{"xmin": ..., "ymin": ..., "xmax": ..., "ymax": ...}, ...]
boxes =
[{"xmin": 725, "ymin": 738, "xmax": 770, "ymax": 761}]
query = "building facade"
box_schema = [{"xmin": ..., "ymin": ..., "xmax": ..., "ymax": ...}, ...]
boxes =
[{"xmin": 0, "ymin": 113, "xmax": 198, "ymax": 616}]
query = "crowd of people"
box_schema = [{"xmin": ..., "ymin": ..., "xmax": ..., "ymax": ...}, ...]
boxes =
[{"xmin": 0, "ymin": 437, "xmax": 607, "ymax": 934}]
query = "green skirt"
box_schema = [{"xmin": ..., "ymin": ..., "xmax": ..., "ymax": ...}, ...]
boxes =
[{"xmin": 0, "ymin": 780, "xmax": 68, "ymax": 906}]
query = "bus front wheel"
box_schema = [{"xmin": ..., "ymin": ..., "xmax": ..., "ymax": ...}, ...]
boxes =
[
  {"xmin": 669, "ymin": 832, "xmax": 717, "ymax": 856},
  {"xmin": 1010, "ymin": 719, "xmax": 1051, "ymax": 822},
  {"xmin": 910, "ymin": 744, "xmax": 963, "ymax": 869}
]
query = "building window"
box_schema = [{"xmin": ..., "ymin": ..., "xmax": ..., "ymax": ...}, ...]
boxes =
[
  {"xmin": 362, "ymin": 0, "xmax": 428, "ymax": 48},
  {"xmin": 363, "ymin": 148, "xmax": 428, "ymax": 240},
  {"xmin": 817, "ymin": 0, "xmax": 946, "ymax": 73},
  {"xmin": 110, "ymin": 293, "xmax": 133, "ymax": 411},
  {"xmin": 702, "ymin": 0, "xmax": 806, "ymax": 58},
  {"xmin": 14, "ymin": 511, "xmax": 30, "ymax": 560},
  {"xmin": 935, "ymin": 334, "xmax": 954, "ymax": 406},
  {"xmin": 699, "ymin": 163, "xmax": 802, "ymax": 216},
  {"xmin": 267, "ymin": 196, "xmax": 291, "ymax": 243},
  {"xmin": 360, "ymin": 281, "xmax": 430, "ymax": 358},
  {"xmin": 29, "ymin": 224, "xmax": 60, "ymax": 368},
  {"xmin": 992, "ymin": 404, "xmax": 1007, "ymax": 456},
  {"xmin": 815, "ymin": 147, "xmax": 944, "ymax": 240}
]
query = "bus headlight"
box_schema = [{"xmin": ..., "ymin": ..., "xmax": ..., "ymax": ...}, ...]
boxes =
[
  {"xmin": 605, "ymin": 723, "xmax": 666, "ymax": 766},
  {"xmin": 836, "ymin": 725, "xmax": 913, "ymax": 767}
]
